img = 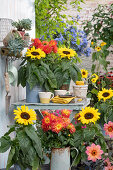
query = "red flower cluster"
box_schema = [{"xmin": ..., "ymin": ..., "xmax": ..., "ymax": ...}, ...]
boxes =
[
  {"xmin": 41, "ymin": 110, "xmax": 76, "ymax": 134},
  {"xmin": 30, "ymin": 39, "xmax": 57, "ymax": 54}
]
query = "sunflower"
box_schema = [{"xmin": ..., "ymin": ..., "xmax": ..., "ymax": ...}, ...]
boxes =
[
  {"xmin": 100, "ymin": 42, "xmax": 106, "ymax": 47},
  {"xmin": 98, "ymin": 88, "xmax": 113, "ymax": 101},
  {"xmin": 58, "ymin": 47, "xmax": 77, "ymax": 59},
  {"xmin": 91, "ymin": 73, "xmax": 99, "ymax": 83},
  {"xmin": 81, "ymin": 69, "xmax": 88, "ymax": 78},
  {"xmin": 95, "ymin": 46, "xmax": 101, "ymax": 52},
  {"xmin": 26, "ymin": 46, "xmax": 46, "ymax": 59},
  {"xmin": 14, "ymin": 105, "xmax": 37, "ymax": 125},
  {"xmin": 78, "ymin": 107, "xmax": 100, "ymax": 124}
]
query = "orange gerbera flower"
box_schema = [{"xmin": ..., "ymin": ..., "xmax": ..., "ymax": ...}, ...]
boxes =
[
  {"xmin": 42, "ymin": 44, "xmax": 52, "ymax": 54},
  {"xmin": 61, "ymin": 109, "xmax": 71, "ymax": 118},
  {"xmin": 86, "ymin": 143, "xmax": 103, "ymax": 162},
  {"xmin": 42, "ymin": 41, "xmax": 49, "ymax": 46},
  {"xmin": 52, "ymin": 121, "xmax": 64, "ymax": 133},
  {"xmin": 104, "ymin": 121, "xmax": 113, "ymax": 138}
]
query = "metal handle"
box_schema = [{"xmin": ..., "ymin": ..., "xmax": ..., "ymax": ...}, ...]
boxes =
[{"xmin": 70, "ymin": 147, "xmax": 79, "ymax": 168}]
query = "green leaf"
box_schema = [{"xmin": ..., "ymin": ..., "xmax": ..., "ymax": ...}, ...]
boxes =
[
  {"xmin": 83, "ymin": 127, "xmax": 95, "ymax": 140},
  {"xmin": 6, "ymin": 147, "xmax": 15, "ymax": 170},
  {"xmin": 25, "ymin": 126, "xmax": 43, "ymax": 159},
  {"xmin": 32, "ymin": 156, "xmax": 40, "ymax": 170},
  {"xmin": 0, "ymin": 136, "xmax": 11, "ymax": 153},
  {"xmin": 91, "ymin": 88, "xmax": 98, "ymax": 95}
]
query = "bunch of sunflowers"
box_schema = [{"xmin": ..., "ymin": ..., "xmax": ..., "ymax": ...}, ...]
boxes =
[{"xmin": 18, "ymin": 38, "xmax": 81, "ymax": 91}]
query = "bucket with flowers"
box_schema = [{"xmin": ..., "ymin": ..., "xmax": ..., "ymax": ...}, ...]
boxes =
[
  {"xmin": 18, "ymin": 38, "xmax": 81, "ymax": 102},
  {"xmin": 38, "ymin": 109, "xmax": 77, "ymax": 170}
]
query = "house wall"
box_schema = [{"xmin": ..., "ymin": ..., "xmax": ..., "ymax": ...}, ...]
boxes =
[{"xmin": 0, "ymin": 0, "xmax": 35, "ymax": 168}]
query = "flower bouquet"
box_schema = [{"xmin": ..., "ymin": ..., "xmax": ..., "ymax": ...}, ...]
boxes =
[{"xmin": 18, "ymin": 38, "xmax": 81, "ymax": 92}]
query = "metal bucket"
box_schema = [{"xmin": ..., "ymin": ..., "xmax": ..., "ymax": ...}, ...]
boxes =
[
  {"xmin": 51, "ymin": 147, "xmax": 78, "ymax": 170},
  {"xmin": 26, "ymin": 82, "xmax": 45, "ymax": 103}
]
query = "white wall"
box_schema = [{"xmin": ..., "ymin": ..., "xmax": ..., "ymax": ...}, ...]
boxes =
[{"xmin": 0, "ymin": 0, "xmax": 35, "ymax": 168}]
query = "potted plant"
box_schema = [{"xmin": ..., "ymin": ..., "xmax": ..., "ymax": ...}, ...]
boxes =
[
  {"xmin": 24, "ymin": 33, "xmax": 30, "ymax": 47},
  {"xmin": 0, "ymin": 105, "xmax": 43, "ymax": 170},
  {"xmin": 12, "ymin": 19, "xmax": 32, "ymax": 39},
  {"xmin": 18, "ymin": 39, "xmax": 58, "ymax": 103},
  {"xmin": 37, "ymin": 107, "xmax": 109, "ymax": 169}
]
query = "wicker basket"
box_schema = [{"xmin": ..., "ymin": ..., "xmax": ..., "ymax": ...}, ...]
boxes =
[{"xmin": 0, "ymin": 18, "xmax": 13, "ymax": 46}]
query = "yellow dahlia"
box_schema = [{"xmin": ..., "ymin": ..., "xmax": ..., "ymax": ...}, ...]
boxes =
[
  {"xmin": 81, "ymin": 69, "xmax": 88, "ymax": 78},
  {"xmin": 100, "ymin": 42, "xmax": 106, "ymax": 47},
  {"xmin": 26, "ymin": 46, "xmax": 46, "ymax": 59},
  {"xmin": 58, "ymin": 47, "xmax": 77, "ymax": 59},
  {"xmin": 14, "ymin": 105, "xmax": 37, "ymax": 125},
  {"xmin": 78, "ymin": 107, "xmax": 100, "ymax": 124},
  {"xmin": 98, "ymin": 88, "xmax": 113, "ymax": 101},
  {"xmin": 95, "ymin": 46, "xmax": 101, "ymax": 52}
]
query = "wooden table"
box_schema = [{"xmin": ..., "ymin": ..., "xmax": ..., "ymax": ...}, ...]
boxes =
[{"xmin": 12, "ymin": 98, "xmax": 90, "ymax": 121}]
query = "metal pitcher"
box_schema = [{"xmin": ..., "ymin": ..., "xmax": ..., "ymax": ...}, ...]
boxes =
[{"xmin": 50, "ymin": 147, "xmax": 78, "ymax": 170}]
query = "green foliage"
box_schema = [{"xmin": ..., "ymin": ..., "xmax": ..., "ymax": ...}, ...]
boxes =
[
  {"xmin": 83, "ymin": 3, "xmax": 113, "ymax": 48},
  {"xmin": 12, "ymin": 19, "xmax": 32, "ymax": 31},
  {"xmin": 35, "ymin": 0, "xmax": 84, "ymax": 38},
  {"xmin": 0, "ymin": 124, "xmax": 43, "ymax": 169}
]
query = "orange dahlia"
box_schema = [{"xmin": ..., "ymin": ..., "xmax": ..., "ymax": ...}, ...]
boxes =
[
  {"xmin": 67, "ymin": 123, "xmax": 76, "ymax": 134},
  {"xmin": 86, "ymin": 143, "xmax": 103, "ymax": 162},
  {"xmin": 62, "ymin": 118, "xmax": 71, "ymax": 128},
  {"xmin": 61, "ymin": 109, "xmax": 71, "ymax": 118},
  {"xmin": 52, "ymin": 121, "xmax": 64, "ymax": 133}
]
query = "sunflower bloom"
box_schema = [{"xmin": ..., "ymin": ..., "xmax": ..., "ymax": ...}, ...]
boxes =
[
  {"xmin": 95, "ymin": 46, "xmax": 101, "ymax": 52},
  {"xmin": 14, "ymin": 105, "xmax": 36, "ymax": 125},
  {"xmin": 78, "ymin": 107, "xmax": 100, "ymax": 124},
  {"xmin": 86, "ymin": 143, "xmax": 103, "ymax": 162},
  {"xmin": 104, "ymin": 121, "xmax": 113, "ymax": 138},
  {"xmin": 58, "ymin": 47, "xmax": 77, "ymax": 59},
  {"xmin": 91, "ymin": 73, "xmax": 99, "ymax": 83},
  {"xmin": 26, "ymin": 46, "xmax": 46, "ymax": 59},
  {"xmin": 101, "ymin": 42, "xmax": 107, "ymax": 47},
  {"xmin": 81, "ymin": 69, "xmax": 88, "ymax": 78},
  {"xmin": 98, "ymin": 88, "xmax": 113, "ymax": 101}
]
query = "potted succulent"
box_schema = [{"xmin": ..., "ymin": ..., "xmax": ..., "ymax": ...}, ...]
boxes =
[
  {"xmin": 12, "ymin": 19, "xmax": 32, "ymax": 39},
  {"xmin": 24, "ymin": 33, "xmax": 30, "ymax": 47},
  {"xmin": 0, "ymin": 105, "xmax": 43, "ymax": 170}
]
